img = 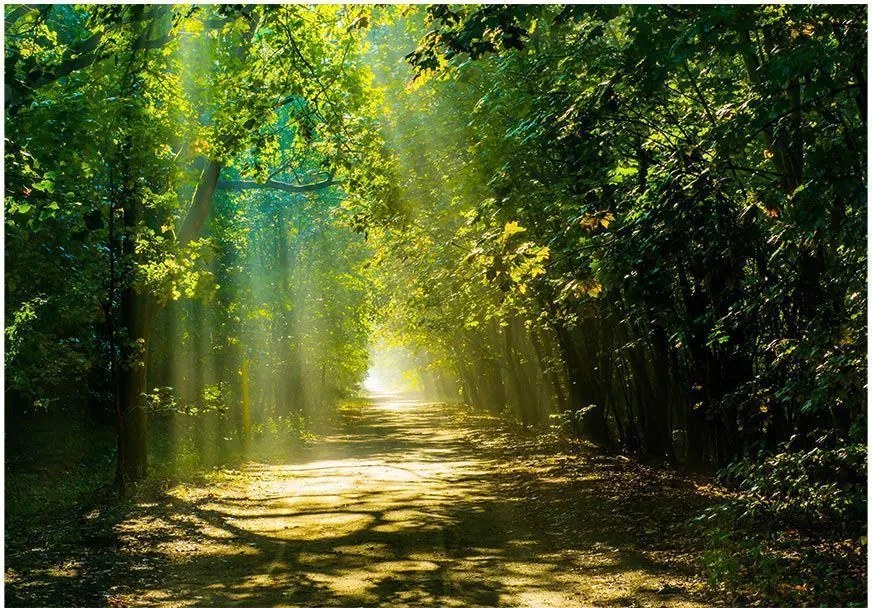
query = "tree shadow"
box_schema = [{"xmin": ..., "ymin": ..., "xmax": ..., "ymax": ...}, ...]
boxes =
[{"xmin": 6, "ymin": 394, "xmax": 722, "ymax": 607}]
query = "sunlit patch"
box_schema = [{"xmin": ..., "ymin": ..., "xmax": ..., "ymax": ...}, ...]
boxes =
[
  {"xmin": 237, "ymin": 511, "xmax": 376, "ymax": 541},
  {"xmin": 370, "ymin": 521, "xmax": 424, "ymax": 533},
  {"xmin": 46, "ymin": 560, "xmax": 80, "ymax": 578},
  {"xmin": 383, "ymin": 508, "xmax": 437, "ymax": 522},
  {"xmin": 509, "ymin": 589, "xmax": 575, "ymax": 608},
  {"xmin": 155, "ymin": 539, "xmax": 259, "ymax": 562},
  {"xmin": 373, "ymin": 399, "xmax": 423, "ymax": 412},
  {"xmin": 306, "ymin": 569, "xmax": 381, "ymax": 601},
  {"xmin": 108, "ymin": 396, "xmax": 712, "ymax": 607},
  {"xmin": 502, "ymin": 561, "xmax": 555, "ymax": 576},
  {"xmin": 372, "ymin": 559, "xmax": 441, "ymax": 573},
  {"xmin": 4, "ymin": 569, "xmax": 20, "ymax": 585}
]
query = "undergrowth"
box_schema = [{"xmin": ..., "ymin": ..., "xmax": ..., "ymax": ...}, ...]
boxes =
[
  {"xmin": 6, "ymin": 406, "xmax": 322, "ymax": 527},
  {"xmin": 699, "ymin": 438, "xmax": 867, "ymax": 607}
]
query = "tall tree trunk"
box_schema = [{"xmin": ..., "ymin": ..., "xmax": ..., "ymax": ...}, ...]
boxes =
[
  {"xmin": 504, "ymin": 318, "xmax": 537, "ymax": 425},
  {"xmin": 530, "ymin": 327, "xmax": 567, "ymax": 413},
  {"xmin": 240, "ymin": 354, "xmax": 252, "ymax": 443},
  {"xmin": 624, "ymin": 336, "xmax": 671, "ymax": 460},
  {"xmin": 116, "ymin": 290, "xmax": 155, "ymax": 485},
  {"xmin": 553, "ymin": 322, "xmax": 610, "ymax": 445}
]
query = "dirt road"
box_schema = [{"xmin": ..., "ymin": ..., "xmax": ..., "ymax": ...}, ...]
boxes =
[{"xmin": 8, "ymin": 393, "xmax": 721, "ymax": 607}]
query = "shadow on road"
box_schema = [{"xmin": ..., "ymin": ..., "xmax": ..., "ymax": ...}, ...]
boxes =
[{"xmin": 6, "ymin": 392, "xmax": 721, "ymax": 607}]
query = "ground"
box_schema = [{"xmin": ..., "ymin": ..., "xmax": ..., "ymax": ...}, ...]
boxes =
[{"xmin": 6, "ymin": 393, "xmax": 725, "ymax": 607}]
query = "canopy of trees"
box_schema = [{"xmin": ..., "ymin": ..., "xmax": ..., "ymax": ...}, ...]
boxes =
[
  {"xmin": 4, "ymin": 5, "xmax": 867, "ymax": 606},
  {"xmin": 380, "ymin": 3, "xmax": 867, "ymax": 463},
  {"xmin": 6, "ymin": 4, "xmax": 390, "ymax": 481}
]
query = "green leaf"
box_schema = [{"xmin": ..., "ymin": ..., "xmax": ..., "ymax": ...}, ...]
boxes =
[{"xmin": 32, "ymin": 179, "xmax": 54, "ymax": 193}]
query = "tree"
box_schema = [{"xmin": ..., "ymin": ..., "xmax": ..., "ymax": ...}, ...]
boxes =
[{"xmin": 5, "ymin": 3, "xmax": 387, "ymax": 484}]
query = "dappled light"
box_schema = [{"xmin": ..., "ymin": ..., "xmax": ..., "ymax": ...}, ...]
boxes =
[
  {"xmin": 99, "ymin": 395, "xmax": 714, "ymax": 607},
  {"xmin": 5, "ymin": 4, "xmax": 866, "ymax": 608}
]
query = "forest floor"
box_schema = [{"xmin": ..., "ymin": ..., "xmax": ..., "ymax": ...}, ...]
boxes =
[{"xmin": 6, "ymin": 393, "xmax": 727, "ymax": 608}]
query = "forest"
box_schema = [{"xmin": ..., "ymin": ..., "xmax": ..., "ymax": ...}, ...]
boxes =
[{"xmin": 4, "ymin": 4, "xmax": 867, "ymax": 607}]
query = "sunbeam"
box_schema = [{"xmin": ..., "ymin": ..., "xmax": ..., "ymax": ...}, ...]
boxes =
[{"xmin": 5, "ymin": 5, "xmax": 866, "ymax": 608}]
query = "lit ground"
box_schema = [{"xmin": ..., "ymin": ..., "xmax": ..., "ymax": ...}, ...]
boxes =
[{"xmin": 7, "ymin": 393, "xmax": 723, "ymax": 607}]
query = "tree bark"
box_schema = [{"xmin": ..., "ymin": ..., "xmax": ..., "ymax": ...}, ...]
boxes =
[
  {"xmin": 553, "ymin": 322, "xmax": 610, "ymax": 445},
  {"xmin": 179, "ymin": 160, "xmax": 223, "ymax": 247},
  {"xmin": 116, "ymin": 290, "xmax": 156, "ymax": 485}
]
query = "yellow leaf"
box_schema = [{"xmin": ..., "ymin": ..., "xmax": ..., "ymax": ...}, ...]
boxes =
[
  {"xmin": 501, "ymin": 221, "xmax": 526, "ymax": 241},
  {"xmin": 580, "ymin": 214, "xmax": 599, "ymax": 230},
  {"xmin": 839, "ymin": 328, "xmax": 854, "ymax": 345}
]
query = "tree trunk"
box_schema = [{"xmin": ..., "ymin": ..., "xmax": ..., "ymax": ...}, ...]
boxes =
[
  {"xmin": 553, "ymin": 322, "xmax": 610, "ymax": 445},
  {"xmin": 504, "ymin": 318, "xmax": 536, "ymax": 425},
  {"xmin": 530, "ymin": 327, "xmax": 567, "ymax": 413},
  {"xmin": 116, "ymin": 290, "xmax": 156, "ymax": 485},
  {"xmin": 240, "ymin": 355, "xmax": 252, "ymax": 442}
]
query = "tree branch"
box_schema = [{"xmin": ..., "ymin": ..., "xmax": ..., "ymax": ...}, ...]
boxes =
[
  {"xmin": 7, "ymin": 6, "xmax": 175, "ymax": 110},
  {"xmin": 5, "ymin": 4, "xmax": 50, "ymax": 29},
  {"xmin": 216, "ymin": 171, "xmax": 339, "ymax": 194}
]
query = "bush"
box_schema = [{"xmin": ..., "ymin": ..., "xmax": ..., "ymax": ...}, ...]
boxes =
[{"xmin": 700, "ymin": 436, "xmax": 866, "ymax": 606}]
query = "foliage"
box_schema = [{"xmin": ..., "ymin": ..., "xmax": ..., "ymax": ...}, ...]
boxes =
[
  {"xmin": 5, "ymin": 4, "xmax": 383, "ymax": 439},
  {"xmin": 360, "ymin": 5, "xmax": 867, "ymax": 604},
  {"xmin": 3, "ymin": 5, "xmax": 866, "ymax": 605},
  {"xmin": 374, "ymin": 1, "xmax": 866, "ymax": 463}
]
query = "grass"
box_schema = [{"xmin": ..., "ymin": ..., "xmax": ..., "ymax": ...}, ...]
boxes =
[{"xmin": 5, "ymin": 413, "xmax": 116, "ymax": 526}]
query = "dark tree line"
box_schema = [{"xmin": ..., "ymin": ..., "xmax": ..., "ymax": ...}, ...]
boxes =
[{"xmin": 377, "ymin": 4, "xmax": 866, "ymax": 469}]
